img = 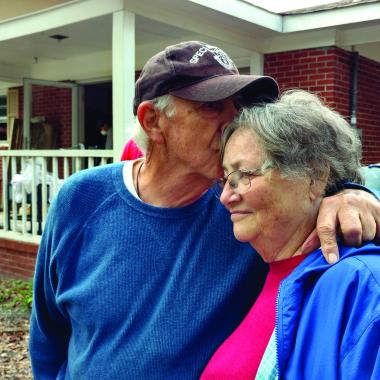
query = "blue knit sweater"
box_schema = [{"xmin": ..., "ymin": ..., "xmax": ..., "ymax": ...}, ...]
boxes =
[{"xmin": 29, "ymin": 163, "xmax": 267, "ymax": 379}]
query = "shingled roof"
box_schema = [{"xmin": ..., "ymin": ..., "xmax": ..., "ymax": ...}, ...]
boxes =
[{"xmin": 282, "ymin": 0, "xmax": 379, "ymax": 15}]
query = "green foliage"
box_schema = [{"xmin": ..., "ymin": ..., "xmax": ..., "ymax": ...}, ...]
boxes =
[{"xmin": 0, "ymin": 279, "xmax": 33, "ymax": 313}]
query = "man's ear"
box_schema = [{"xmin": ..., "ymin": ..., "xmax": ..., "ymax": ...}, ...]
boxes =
[{"xmin": 137, "ymin": 101, "xmax": 165, "ymax": 144}]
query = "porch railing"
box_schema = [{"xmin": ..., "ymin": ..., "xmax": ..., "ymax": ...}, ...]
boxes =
[{"xmin": 0, "ymin": 149, "xmax": 114, "ymax": 242}]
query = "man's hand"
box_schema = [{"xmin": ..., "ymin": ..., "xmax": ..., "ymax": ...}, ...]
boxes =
[{"xmin": 302, "ymin": 189, "xmax": 380, "ymax": 264}]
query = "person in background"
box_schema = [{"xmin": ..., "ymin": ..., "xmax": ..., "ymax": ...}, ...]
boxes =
[
  {"xmin": 29, "ymin": 41, "xmax": 380, "ymax": 379},
  {"xmin": 97, "ymin": 119, "xmax": 113, "ymax": 149},
  {"xmin": 201, "ymin": 90, "xmax": 380, "ymax": 379},
  {"xmin": 120, "ymin": 137, "xmax": 143, "ymax": 160}
]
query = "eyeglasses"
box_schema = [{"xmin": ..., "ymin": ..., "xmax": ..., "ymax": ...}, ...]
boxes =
[{"xmin": 218, "ymin": 168, "xmax": 263, "ymax": 195}]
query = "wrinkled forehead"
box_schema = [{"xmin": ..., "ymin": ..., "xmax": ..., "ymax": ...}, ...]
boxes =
[{"xmin": 222, "ymin": 128, "xmax": 265, "ymax": 169}]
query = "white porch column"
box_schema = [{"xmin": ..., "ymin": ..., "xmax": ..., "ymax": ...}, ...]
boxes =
[
  {"xmin": 249, "ymin": 52, "xmax": 264, "ymax": 75},
  {"xmin": 71, "ymin": 84, "xmax": 79, "ymax": 147},
  {"xmin": 112, "ymin": 10, "xmax": 135, "ymax": 161},
  {"xmin": 23, "ymin": 79, "xmax": 32, "ymax": 148}
]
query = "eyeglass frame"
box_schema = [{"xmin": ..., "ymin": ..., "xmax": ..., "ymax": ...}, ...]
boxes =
[{"xmin": 217, "ymin": 168, "xmax": 264, "ymax": 195}]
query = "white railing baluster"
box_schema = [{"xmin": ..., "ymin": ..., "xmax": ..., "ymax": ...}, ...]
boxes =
[
  {"xmin": 52, "ymin": 157, "xmax": 59, "ymax": 198},
  {"xmin": 76, "ymin": 157, "xmax": 81, "ymax": 173},
  {"xmin": 41, "ymin": 158, "xmax": 48, "ymax": 230},
  {"xmin": 31, "ymin": 157, "xmax": 38, "ymax": 236},
  {"xmin": 72, "ymin": 157, "xmax": 76, "ymax": 174},
  {"xmin": 2, "ymin": 156, "xmax": 9, "ymax": 232},
  {"xmin": 88, "ymin": 157, "xmax": 94, "ymax": 168},
  {"xmin": 64, "ymin": 157, "xmax": 69, "ymax": 179},
  {"xmin": 21, "ymin": 157, "xmax": 27, "ymax": 235},
  {"xmin": 11, "ymin": 157, "xmax": 17, "ymax": 232}
]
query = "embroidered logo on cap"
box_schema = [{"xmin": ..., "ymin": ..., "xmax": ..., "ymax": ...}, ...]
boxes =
[{"xmin": 189, "ymin": 44, "xmax": 234, "ymax": 69}]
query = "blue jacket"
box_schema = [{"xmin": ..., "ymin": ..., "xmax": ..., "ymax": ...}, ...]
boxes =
[{"xmin": 277, "ymin": 243, "xmax": 380, "ymax": 379}]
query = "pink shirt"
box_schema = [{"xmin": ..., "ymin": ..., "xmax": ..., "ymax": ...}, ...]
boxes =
[
  {"xmin": 200, "ymin": 254, "xmax": 306, "ymax": 380},
  {"xmin": 120, "ymin": 139, "xmax": 143, "ymax": 161}
]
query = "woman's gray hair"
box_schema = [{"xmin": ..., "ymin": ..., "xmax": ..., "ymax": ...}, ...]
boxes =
[
  {"xmin": 133, "ymin": 94, "xmax": 176, "ymax": 154},
  {"xmin": 222, "ymin": 90, "xmax": 363, "ymax": 195}
]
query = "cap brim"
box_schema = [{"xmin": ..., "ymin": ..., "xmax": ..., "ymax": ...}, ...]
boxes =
[{"xmin": 169, "ymin": 75, "xmax": 279, "ymax": 105}]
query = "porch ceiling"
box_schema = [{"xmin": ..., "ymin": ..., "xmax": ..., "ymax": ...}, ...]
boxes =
[{"xmin": 0, "ymin": 0, "xmax": 380, "ymax": 91}]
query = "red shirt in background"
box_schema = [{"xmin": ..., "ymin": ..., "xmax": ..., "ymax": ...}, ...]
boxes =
[{"xmin": 120, "ymin": 139, "xmax": 143, "ymax": 161}]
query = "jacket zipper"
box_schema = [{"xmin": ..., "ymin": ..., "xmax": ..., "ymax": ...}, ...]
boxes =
[{"xmin": 275, "ymin": 281, "xmax": 282, "ymax": 380}]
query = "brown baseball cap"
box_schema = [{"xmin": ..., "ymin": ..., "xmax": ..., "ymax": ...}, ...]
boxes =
[{"xmin": 133, "ymin": 41, "xmax": 279, "ymax": 115}]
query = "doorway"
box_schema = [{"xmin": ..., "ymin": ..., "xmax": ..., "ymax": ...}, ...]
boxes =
[{"xmin": 83, "ymin": 82, "xmax": 112, "ymax": 149}]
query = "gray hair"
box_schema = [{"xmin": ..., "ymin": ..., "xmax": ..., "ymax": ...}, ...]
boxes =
[
  {"xmin": 222, "ymin": 90, "xmax": 363, "ymax": 195},
  {"xmin": 133, "ymin": 94, "xmax": 176, "ymax": 154}
]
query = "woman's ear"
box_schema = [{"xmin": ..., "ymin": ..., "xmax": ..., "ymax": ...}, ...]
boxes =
[
  {"xmin": 137, "ymin": 101, "xmax": 165, "ymax": 144},
  {"xmin": 309, "ymin": 166, "xmax": 330, "ymax": 201}
]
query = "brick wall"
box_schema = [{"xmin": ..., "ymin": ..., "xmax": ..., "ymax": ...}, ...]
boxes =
[
  {"xmin": 18, "ymin": 85, "xmax": 72, "ymax": 148},
  {"xmin": 357, "ymin": 56, "xmax": 380, "ymax": 163},
  {"xmin": 0, "ymin": 238, "xmax": 38, "ymax": 279},
  {"xmin": 264, "ymin": 46, "xmax": 380, "ymax": 163}
]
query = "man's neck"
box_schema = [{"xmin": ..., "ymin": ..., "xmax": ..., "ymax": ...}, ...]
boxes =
[{"xmin": 132, "ymin": 159, "xmax": 214, "ymax": 208}]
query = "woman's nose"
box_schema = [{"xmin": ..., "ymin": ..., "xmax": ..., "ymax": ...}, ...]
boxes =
[{"xmin": 220, "ymin": 183, "xmax": 241, "ymax": 206}]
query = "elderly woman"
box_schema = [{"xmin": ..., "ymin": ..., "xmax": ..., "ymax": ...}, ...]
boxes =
[{"xmin": 201, "ymin": 90, "xmax": 380, "ymax": 379}]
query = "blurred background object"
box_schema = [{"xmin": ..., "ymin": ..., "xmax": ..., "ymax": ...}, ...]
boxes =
[{"xmin": 361, "ymin": 164, "xmax": 380, "ymax": 191}]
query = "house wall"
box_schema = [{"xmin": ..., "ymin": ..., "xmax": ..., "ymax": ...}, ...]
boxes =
[
  {"xmin": 357, "ymin": 56, "xmax": 380, "ymax": 164},
  {"xmin": 0, "ymin": 238, "xmax": 38, "ymax": 279},
  {"xmin": 18, "ymin": 85, "xmax": 72, "ymax": 148},
  {"xmin": 264, "ymin": 46, "xmax": 380, "ymax": 164}
]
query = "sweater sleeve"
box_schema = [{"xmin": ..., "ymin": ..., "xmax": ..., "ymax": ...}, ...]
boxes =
[
  {"xmin": 343, "ymin": 182, "xmax": 380, "ymax": 201},
  {"xmin": 29, "ymin": 165, "xmax": 121, "ymax": 379},
  {"xmin": 29, "ymin": 195, "xmax": 72, "ymax": 379}
]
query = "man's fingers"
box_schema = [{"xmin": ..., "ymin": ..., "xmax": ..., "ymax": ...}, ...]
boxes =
[
  {"xmin": 316, "ymin": 203, "xmax": 339, "ymax": 263},
  {"xmin": 314, "ymin": 189, "xmax": 380, "ymax": 264},
  {"xmin": 372, "ymin": 202, "xmax": 380, "ymax": 244},
  {"xmin": 360, "ymin": 213, "xmax": 377, "ymax": 242},
  {"xmin": 316, "ymin": 222, "xmax": 339, "ymax": 264},
  {"xmin": 338, "ymin": 208, "xmax": 362, "ymax": 246}
]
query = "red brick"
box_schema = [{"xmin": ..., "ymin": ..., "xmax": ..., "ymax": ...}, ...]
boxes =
[
  {"xmin": 309, "ymin": 49, "xmax": 327, "ymax": 56},
  {"xmin": 317, "ymin": 55, "xmax": 336, "ymax": 62},
  {"xmin": 293, "ymin": 63, "xmax": 309, "ymax": 71},
  {"xmin": 0, "ymin": 238, "xmax": 38, "ymax": 279},
  {"xmin": 309, "ymin": 86, "xmax": 326, "ymax": 93},
  {"xmin": 293, "ymin": 51, "xmax": 310, "ymax": 59},
  {"xmin": 309, "ymin": 74, "xmax": 326, "ymax": 80},
  {"xmin": 300, "ymin": 57, "xmax": 317, "ymax": 64}
]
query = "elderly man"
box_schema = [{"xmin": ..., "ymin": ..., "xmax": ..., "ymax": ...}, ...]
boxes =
[{"xmin": 29, "ymin": 41, "xmax": 380, "ymax": 379}]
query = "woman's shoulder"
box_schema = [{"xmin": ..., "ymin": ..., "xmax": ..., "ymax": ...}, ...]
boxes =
[{"xmin": 323, "ymin": 243, "xmax": 380, "ymax": 286}]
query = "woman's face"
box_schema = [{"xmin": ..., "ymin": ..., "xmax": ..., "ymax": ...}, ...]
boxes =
[{"xmin": 220, "ymin": 128, "xmax": 323, "ymax": 262}]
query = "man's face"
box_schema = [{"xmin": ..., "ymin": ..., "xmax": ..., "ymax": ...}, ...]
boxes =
[{"xmin": 159, "ymin": 96, "xmax": 237, "ymax": 181}]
